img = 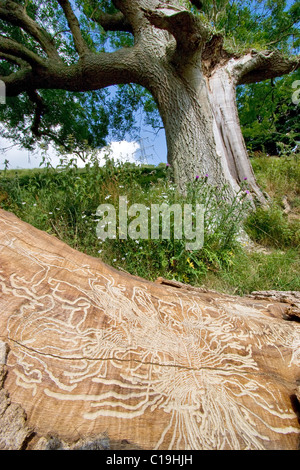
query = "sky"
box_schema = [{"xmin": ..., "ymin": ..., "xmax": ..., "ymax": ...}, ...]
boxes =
[{"xmin": 0, "ymin": 128, "xmax": 167, "ymax": 170}]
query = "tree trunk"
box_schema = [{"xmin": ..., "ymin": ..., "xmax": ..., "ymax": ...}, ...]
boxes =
[
  {"xmin": 149, "ymin": 60, "xmax": 266, "ymax": 204},
  {"xmin": 208, "ymin": 66, "xmax": 266, "ymax": 203},
  {"xmin": 0, "ymin": 208, "xmax": 299, "ymax": 450}
]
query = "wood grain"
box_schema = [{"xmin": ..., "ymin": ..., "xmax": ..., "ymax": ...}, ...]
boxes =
[{"xmin": 0, "ymin": 208, "xmax": 299, "ymax": 450}]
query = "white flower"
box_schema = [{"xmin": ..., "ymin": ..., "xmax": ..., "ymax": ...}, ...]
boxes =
[
  {"xmin": 105, "ymin": 195, "xmax": 111, "ymax": 200},
  {"xmin": 98, "ymin": 250, "xmax": 102, "ymax": 254}
]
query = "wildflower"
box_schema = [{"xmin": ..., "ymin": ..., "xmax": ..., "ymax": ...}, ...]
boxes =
[
  {"xmin": 187, "ymin": 258, "xmax": 195, "ymax": 269},
  {"xmin": 245, "ymin": 190, "xmax": 250, "ymax": 194},
  {"xmin": 205, "ymin": 174, "xmax": 209, "ymax": 178},
  {"xmin": 166, "ymin": 163, "xmax": 170, "ymax": 168},
  {"xmin": 105, "ymin": 195, "xmax": 111, "ymax": 200},
  {"xmin": 195, "ymin": 175, "xmax": 199, "ymax": 180},
  {"xmin": 244, "ymin": 177, "xmax": 248, "ymax": 181},
  {"xmin": 98, "ymin": 250, "xmax": 102, "ymax": 254}
]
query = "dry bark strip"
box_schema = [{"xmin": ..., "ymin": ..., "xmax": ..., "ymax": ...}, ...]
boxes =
[{"xmin": 0, "ymin": 208, "xmax": 299, "ymax": 450}]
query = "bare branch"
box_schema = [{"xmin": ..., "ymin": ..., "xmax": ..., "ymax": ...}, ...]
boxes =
[
  {"xmin": 0, "ymin": 0, "xmax": 61, "ymax": 60},
  {"xmin": 57, "ymin": 0, "xmax": 90, "ymax": 56},
  {"xmin": 236, "ymin": 50, "xmax": 300, "ymax": 85}
]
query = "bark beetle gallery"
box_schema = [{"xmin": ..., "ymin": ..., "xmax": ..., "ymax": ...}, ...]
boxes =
[
  {"xmin": 0, "ymin": 0, "xmax": 299, "ymax": 201},
  {"xmin": 0, "ymin": 209, "xmax": 300, "ymax": 450}
]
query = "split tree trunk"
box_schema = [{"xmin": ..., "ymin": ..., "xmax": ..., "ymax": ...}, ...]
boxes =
[
  {"xmin": 147, "ymin": 56, "xmax": 266, "ymax": 204},
  {"xmin": 0, "ymin": 208, "xmax": 299, "ymax": 450},
  {"xmin": 208, "ymin": 66, "xmax": 266, "ymax": 203}
]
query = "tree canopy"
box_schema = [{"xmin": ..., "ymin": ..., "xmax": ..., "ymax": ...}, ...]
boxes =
[{"xmin": 0, "ymin": 0, "xmax": 298, "ymax": 159}]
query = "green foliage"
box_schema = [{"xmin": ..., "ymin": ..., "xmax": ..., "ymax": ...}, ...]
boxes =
[
  {"xmin": 0, "ymin": 89, "xmax": 110, "ymax": 155},
  {"xmin": 1, "ymin": 153, "xmax": 299, "ymax": 295},
  {"xmin": 250, "ymin": 153, "xmax": 300, "ymax": 201},
  {"xmin": 0, "ymin": 156, "xmax": 250, "ymax": 286},
  {"xmin": 244, "ymin": 153, "xmax": 300, "ymax": 249},
  {"xmin": 0, "ymin": 0, "xmax": 299, "ymax": 160},
  {"xmin": 200, "ymin": 0, "xmax": 300, "ymax": 53},
  {"xmin": 245, "ymin": 205, "xmax": 300, "ymax": 248},
  {"xmin": 204, "ymin": 248, "xmax": 300, "ymax": 295},
  {"xmin": 237, "ymin": 70, "xmax": 300, "ymax": 155}
]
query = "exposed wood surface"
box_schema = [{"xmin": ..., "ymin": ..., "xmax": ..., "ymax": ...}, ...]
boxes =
[{"xmin": 0, "ymin": 208, "xmax": 299, "ymax": 450}]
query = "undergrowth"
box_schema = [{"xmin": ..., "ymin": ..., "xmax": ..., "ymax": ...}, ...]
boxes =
[{"xmin": 0, "ymin": 153, "xmax": 299, "ymax": 295}]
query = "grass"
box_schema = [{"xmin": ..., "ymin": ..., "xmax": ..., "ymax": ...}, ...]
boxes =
[
  {"xmin": 244, "ymin": 153, "xmax": 300, "ymax": 250},
  {"xmin": 0, "ymin": 153, "xmax": 299, "ymax": 296}
]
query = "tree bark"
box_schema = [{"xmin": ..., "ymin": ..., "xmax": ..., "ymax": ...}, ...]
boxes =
[
  {"xmin": 144, "ymin": 57, "xmax": 266, "ymax": 202},
  {"xmin": 207, "ymin": 62, "xmax": 267, "ymax": 203},
  {"xmin": 0, "ymin": 208, "xmax": 300, "ymax": 450}
]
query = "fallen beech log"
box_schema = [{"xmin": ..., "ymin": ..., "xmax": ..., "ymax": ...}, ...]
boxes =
[{"xmin": 0, "ymin": 208, "xmax": 299, "ymax": 450}]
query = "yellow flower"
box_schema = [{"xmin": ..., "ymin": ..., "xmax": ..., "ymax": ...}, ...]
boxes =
[{"xmin": 187, "ymin": 258, "xmax": 195, "ymax": 269}]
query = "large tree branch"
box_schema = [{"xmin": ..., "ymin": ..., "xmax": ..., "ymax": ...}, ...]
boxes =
[
  {"xmin": 235, "ymin": 50, "xmax": 300, "ymax": 85},
  {"xmin": 2, "ymin": 46, "xmax": 142, "ymax": 97},
  {"xmin": 0, "ymin": 66, "xmax": 32, "ymax": 95},
  {"xmin": 0, "ymin": 35, "xmax": 46, "ymax": 66},
  {"xmin": 0, "ymin": 0, "xmax": 61, "ymax": 60},
  {"xmin": 57, "ymin": 0, "xmax": 90, "ymax": 56},
  {"xmin": 0, "ymin": 51, "xmax": 28, "ymax": 68}
]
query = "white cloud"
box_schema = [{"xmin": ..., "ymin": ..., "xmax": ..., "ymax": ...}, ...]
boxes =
[
  {"xmin": 0, "ymin": 138, "xmax": 140, "ymax": 170},
  {"xmin": 98, "ymin": 141, "xmax": 141, "ymax": 165}
]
